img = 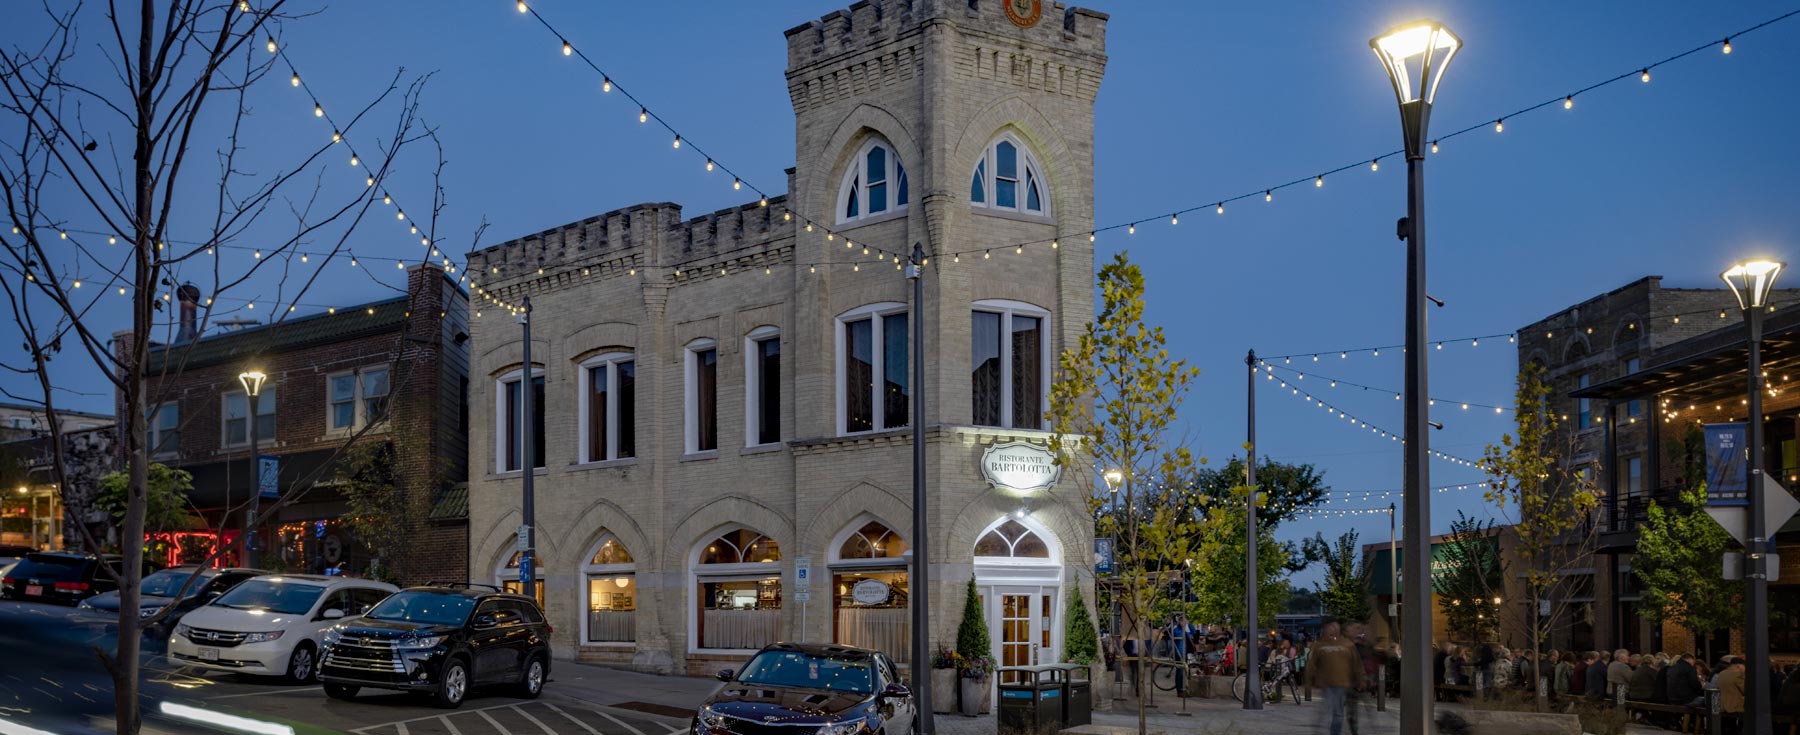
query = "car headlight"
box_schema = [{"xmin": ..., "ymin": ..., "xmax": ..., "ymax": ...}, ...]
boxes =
[
  {"xmin": 698, "ymin": 706, "xmax": 729, "ymax": 730},
  {"xmin": 139, "ymin": 606, "xmax": 164, "ymax": 619},
  {"xmin": 817, "ymin": 717, "xmax": 869, "ymax": 735},
  {"xmin": 321, "ymin": 628, "xmax": 341, "ymax": 645},
  {"xmin": 395, "ymin": 635, "xmax": 442, "ymax": 650},
  {"xmin": 174, "ymin": 623, "xmax": 191, "ymax": 639},
  {"xmin": 240, "ymin": 630, "xmax": 284, "ymax": 644}
]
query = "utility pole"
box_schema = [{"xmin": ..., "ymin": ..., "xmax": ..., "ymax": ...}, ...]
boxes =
[
  {"xmin": 907, "ymin": 244, "xmax": 933, "ymax": 734},
  {"xmin": 1243, "ymin": 349, "xmax": 1262, "ymax": 709}
]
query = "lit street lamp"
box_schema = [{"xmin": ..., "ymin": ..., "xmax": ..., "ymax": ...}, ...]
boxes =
[
  {"xmin": 238, "ymin": 370, "xmax": 267, "ymax": 567},
  {"xmin": 1370, "ymin": 19, "xmax": 1461, "ymax": 735},
  {"xmin": 1721, "ymin": 258, "xmax": 1782, "ymax": 735}
]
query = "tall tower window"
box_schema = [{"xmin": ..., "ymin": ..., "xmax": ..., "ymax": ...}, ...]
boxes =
[
  {"xmin": 837, "ymin": 138, "xmax": 908, "ymax": 224},
  {"xmin": 970, "ymin": 133, "xmax": 1049, "ymax": 218}
]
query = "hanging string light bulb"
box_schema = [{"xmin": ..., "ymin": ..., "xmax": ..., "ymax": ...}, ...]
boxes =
[
  {"xmin": 1564, "ymin": 95, "xmax": 1574, "ymax": 109},
  {"xmin": 1640, "ymin": 68, "xmax": 1651, "ymax": 82},
  {"xmin": 562, "ymin": 40, "xmax": 572, "ymax": 56},
  {"xmin": 1722, "ymin": 38, "xmax": 1733, "ymax": 54},
  {"xmin": 290, "ymin": 73, "xmax": 300, "ymax": 87},
  {"xmin": 602, "ymin": 77, "xmax": 612, "ymax": 92},
  {"xmin": 639, "ymin": 108, "xmax": 648, "ymax": 123}
]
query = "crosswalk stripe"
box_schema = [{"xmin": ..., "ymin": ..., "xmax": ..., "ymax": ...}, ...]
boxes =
[
  {"xmin": 590, "ymin": 707, "xmax": 649, "ymax": 735},
  {"xmin": 511, "ymin": 705, "xmax": 560, "ymax": 735},
  {"xmin": 396, "ymin": 723, "xmax": 409, "ymax": 735},
  {"xmin": 477, "ymin": 709, "xmax": 516, "ymax": 735},
  {"xmin": 543, "ymin": 703, "xmax": 601, "ymax": 735}
]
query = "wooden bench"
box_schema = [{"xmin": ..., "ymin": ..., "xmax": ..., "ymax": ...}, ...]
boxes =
[{"xmin": 1622, "ymin": 700, "xmax": 1706, "ymax": 734}]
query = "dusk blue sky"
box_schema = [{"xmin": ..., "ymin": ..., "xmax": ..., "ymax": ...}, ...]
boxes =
[{"xmin": 7, "ymin": 2, "xmax": 1800, "ymax": 587}]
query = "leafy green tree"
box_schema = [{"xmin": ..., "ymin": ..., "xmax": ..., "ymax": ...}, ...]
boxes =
[
  {"xmin": 336, "ymin": 442, "xmax": 431, "ymax": 584},
  {"xmin": 1433, "ymin": 511, "xmax": 1504, "ymax": 644},
  {"xmin": 1635, "ymin": 482, "xmax": 1740, "ymax": 663},
  {"xmin": 1313, "ymin": 530, "xmax": 1372, "ymax": 624},
  {"xmin": 1046, "ymin": 251, "xmax": 1205, "ymax": 735},
  {"xmin": 1479, "ymin": 362, "xmax": 1600, "ymax": 703},
  {"xmin": 1190, "ymin": 458, "xmax": 1329, "ymax": 529},
  {"xmin": 1064, "ymin": 587, "xmax": 1099, "ymax": 665},
  {"xmin": 95, "ymin": 464, "xmax": 199, "ymax": 538},
  {"xmin": 1190, "ymin": 490, "xmax": 1289, "ymax": 630}
]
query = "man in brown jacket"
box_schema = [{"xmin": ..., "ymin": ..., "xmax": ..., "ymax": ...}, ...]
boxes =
[
  {"xmin": 1717, "ymin": 656, "xmax": 1746, "ymax": 715},
  {"xmin": 1306, "ymin": 621, "xmax": 1362, "ymax": 735}
]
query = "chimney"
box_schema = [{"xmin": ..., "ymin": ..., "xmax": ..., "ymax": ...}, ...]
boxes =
[{"xmin": 176, "ymin": 283, "xmax": 202, "ymax": 342}]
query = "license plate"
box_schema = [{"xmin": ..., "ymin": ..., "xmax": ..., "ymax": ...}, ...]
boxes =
[
  {"xmin": 197, "ymin": 647, "xmax": 219, "ymax": 661},
  {"xmin": 24, "ymin": 585, "xmax": 42, "ymax": 597}
]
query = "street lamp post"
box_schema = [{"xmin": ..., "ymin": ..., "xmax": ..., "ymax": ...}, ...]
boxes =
[
  {"xmin": 238, "ymin": 370, "xmax": 267, "ymax": 568},
  {"xmin": 1722, "ymin": 259, "xmax": 1782, "ymax": 735},
  {"xmin": 1244, "ymin": 349, "xmax": 1262, "ymax": 710},
  {"xmin": 1371, "ymin": 20, "xmax": 1460, "ymax": 735},
  {"xmin": 905, "ymin": 244, "xmax": 933, "ymax": 734}
]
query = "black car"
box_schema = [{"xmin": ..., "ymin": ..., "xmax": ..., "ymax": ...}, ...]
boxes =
[
  {"xmin": 0, "ymin": 552, "xmax": 158, "ymax": 605},
  {"xmin": 695, "ymin": 643, "xmax": 916, "ymax": 735},
  {"xmin": 318, "ymin": 584, "xmax": 551, "ymax": 708},
  {"xmin": 78, "ymin": 566, "xmax": 264, "ymax": 633}
]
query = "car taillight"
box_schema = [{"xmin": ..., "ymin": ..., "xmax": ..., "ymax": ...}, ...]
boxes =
[
  {"xmin": 54, "ymin": 581, "xmax": 90, "ymax": 592},
  {"xmin": 1, "ymin": 577, "xmax": 14, "ymax": 586},
  {"xmin": 546, "ymin": 624, "xmax": 554, "ymax": 635}
]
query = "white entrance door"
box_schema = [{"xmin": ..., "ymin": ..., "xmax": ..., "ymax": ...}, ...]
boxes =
[{"xmin": 983, "ymin": 586, "xmax": 1056, "ymax": 684}]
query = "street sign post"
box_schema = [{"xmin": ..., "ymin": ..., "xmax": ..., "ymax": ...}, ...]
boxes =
[{"xmin": 795, "ymin": 557, "xmax": 812, "ymax": 636}]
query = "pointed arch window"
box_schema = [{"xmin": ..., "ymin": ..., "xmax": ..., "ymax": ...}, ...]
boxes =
[
  {"xmin": 973, "ymin": 519, "xmax": 1050, "ymax": 559},
  {"xmin": 837, "ymin": 138, "xmax": 909, "ymax": 225},
  {"xmin": 694, "ymin": 527, "xmax": 783, "ymax": 651},
  {"xmin": 829, "ymin": 521, "xmax": 910, "ymax": 661},
  {"xmin": 583, "ymin": 535, "xmax": 636, "ymax": 643},
  {"xmin": 970, "ymin": 133, "xmax": 1049, "ymax": 217}
]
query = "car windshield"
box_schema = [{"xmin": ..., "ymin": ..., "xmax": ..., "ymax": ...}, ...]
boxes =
[
  {"xmin": 139, "ymin": 569, "xmax": 216, "ymax": 598},
  {"xmin": 735, "ymin": 650, "xmax": 875, "ymax": 694},
  {"xmin": 210, "ymin": 579, "xmax": 325, "ymax": 614},
  {"xmin": 364, "ymin": 591, "xmax": 476, "ymax": 626}
]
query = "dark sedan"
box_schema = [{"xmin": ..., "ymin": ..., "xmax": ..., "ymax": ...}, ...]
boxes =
[
  {"xmin": 0, "ymin": 552, "xmax": 157, "ymax": 605},
  {"xmin": 694, "ymin": 643, "xmax": 914, "ymax": 735},
  {"xmin": 78, "ymin": 566, "xmax": 263, "ymax": 633}
]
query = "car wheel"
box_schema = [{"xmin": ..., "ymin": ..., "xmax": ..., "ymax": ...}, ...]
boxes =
[
  {"xmin": 515, "ymin": 655, "xmax": 546, "ymax": 698},
  {"xmin": 324, "ymin": 683, "xmax": 359, "ymax": 701},
  {"xmin": 284, "ymin": 643, "xmax": 317, "ymax": 684},
  {"xmin": 433, "ymin": 659, "xmax": 470, "ymax": 709}
]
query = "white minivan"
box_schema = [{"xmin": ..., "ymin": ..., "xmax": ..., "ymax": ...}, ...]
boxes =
[{"xmin": 169, "ymin": 574, "xmax": 396, "ymax": 683}]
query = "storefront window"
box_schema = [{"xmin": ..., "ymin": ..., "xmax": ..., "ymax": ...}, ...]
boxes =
[
  {"xmin": 584, "ymin": 536, "xmax": 636, "ymax": 643},
  {"xmin": 270, "ymin": 520, "xmax": 372, "ymax": 576},
  {"xmin": 696, "ymin": 528, "xmax": 782, "ymax": 650},
  {"xmin": 498, "ymin": 550, "xmax": 546, "ymax": 610},
  {"xmin": 831, "ymin": 521, "xmax": 910, "ymax": 661}
]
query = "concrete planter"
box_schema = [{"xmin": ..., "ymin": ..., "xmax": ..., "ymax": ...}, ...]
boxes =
[
  {"xmin": 959, "ymin": 677, "xmax": 991, "ymax": 716},
  {"xmin": 930, "ymin": 669, "xmax": 957, "ymax": 714}
]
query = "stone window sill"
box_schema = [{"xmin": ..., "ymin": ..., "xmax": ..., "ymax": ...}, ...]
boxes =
[{"xmin": 680, "ymin": 450, "xmax": 719, "ymax": 462}]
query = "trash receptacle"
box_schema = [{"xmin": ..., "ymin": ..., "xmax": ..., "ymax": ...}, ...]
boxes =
[
  {"xmin": 1045, "ymin": 663, "xmax": 1091, "ymax": 727},
  {"xmin": 996, "ymin": 666, "xmax": 1064, "ymax": 735}
]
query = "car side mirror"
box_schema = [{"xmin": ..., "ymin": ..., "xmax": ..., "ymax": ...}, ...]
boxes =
[
  {"xmin": 473, "ymin": 614, "xmax": 497, "ymax": 630},
  {"xmin": 322, "ymin": 608, "xmax": 345, "ymax": 620},
  {"xmin": 715, "ymin": 669, "xmax": 735, "ymax": 682},
  {"xmin": 882, "ymin": 683, "xmax": 911, "ymax": 699}
]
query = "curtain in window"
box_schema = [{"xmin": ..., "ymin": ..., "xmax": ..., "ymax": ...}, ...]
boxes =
[
  {"xmin": 696, "ymin": 349, "xmax": 718, "ymax": 451},
  {"xmin": 846, "ymin": 319, "xmax": 874, "ymax": 432},
  {"xmin": 1011, "ymin": 316, "xmax": 1042, "ymax": 429},
  {"xmin": 758, "ymin": 339, "xmax": 780, "ymax": 444},
  {"xmin": 617, "ymin": 362, "xmax": 635, "ymax": 458},
  {"xmin": 882, "ymin": 313, "xmax": 908, "ymax": 428},
  {"xmin": 588, "ymin": 365, "xmax": 609, "ymax": 461},
  {"xmin": 972, "ymin": 311, "xmax": 1002, "ymax": 426}
]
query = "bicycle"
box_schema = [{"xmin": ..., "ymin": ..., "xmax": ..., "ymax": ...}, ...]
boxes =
[
  {"xmin": 1149, "ymin": 657, "xmax": 1199, "ymax": 693},
  {"xmin": 1232, "ymin": 664, "xmax": 1302, "ymax": 704}
]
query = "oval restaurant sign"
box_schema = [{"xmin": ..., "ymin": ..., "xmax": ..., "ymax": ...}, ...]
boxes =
[
  {"xmin": 1005, "ymin": 0, "xmax": 1041, "ymax": 28},
  {"xmin": 981, "ymin": 441, "xmax": 1061, "ymax": 493},
  {"xmin": 852, "ymin": 578, "xmax": 891, "ymax": 606}
]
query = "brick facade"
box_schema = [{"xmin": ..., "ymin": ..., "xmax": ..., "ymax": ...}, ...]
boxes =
[
  {"xmin": 465, "ymin": 0, "xmax": 1106, "ymax": 675},
  {"xmin": 116, "ymin": 266, "xmax": 469, "ymax": 584}
]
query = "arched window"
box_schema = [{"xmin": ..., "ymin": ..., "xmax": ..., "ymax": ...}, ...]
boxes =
[
  {"xmin": 495, "ymin": 545, "xmax": 546, "ymax": 609},
  {"xmin": 830, "ymin": 520, "xmax": 910, "ymax": 660},
  {"xmin": 693, "ymin": 527, "xmax": 782, "ymax": 651},
  {"xmin": 582, "ymin": 534, "xmax": 636, "ymax": 644},
  {"xmin": 970, "ymin": 134, "xmax": 1049, "ymax": 217},
  {"xmin": 973, "ymin": 519, "xmax": 1050, "ymax": 559},
  {"xmin": 837, "ymin": 138, "xmax": 909, "ymax": 225}
]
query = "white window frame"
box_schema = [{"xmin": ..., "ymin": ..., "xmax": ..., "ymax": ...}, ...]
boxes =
[
  {"xmin": 493, "ymin": 543, "xmax": 545, "ymax": 606},
  {"xmin": 688, "ymin": 524, "xmax": 784, "ymax": 654},
  {"xmin": 685, "ymin": 339, "xmax": 719, "ymax": 454},
  {"xmin": 835, "ymin": 303, "xmax": 910, "ymax": 436},
  {"xmin": 220, "ymin": 387, "xmax": 277, "ymax": 449},
  {"xmin": 577, "ymin": 352, "xmax": 636, "ymax": 464},
  {"xmin": 581, "ymin": 532, "xmax": 637, "ymax": 647},
  {"xmin": 835, "ymin": 138, "xmax": 909, "ymax": 226},
  {"xmin": 969, "ymin": 132, "xmax": 1050, "ymax": 218},
  {"xmin": 971, "ymin": 299, "xmax": 1053, "ymax": 430},
  {"xmin": 744, "ymin": 326, "xmax": 781, "ymax": 448},
  {"xmin": 147, "ymin": 401, "xmax": 179, "ymax": 458},
  {"xmin": 495, "ymin": 367, "xmax": 545, "ymax": 473},
  {"xmin": 325, "ymin": 365, "xmax": 391, "ymax": 435}
]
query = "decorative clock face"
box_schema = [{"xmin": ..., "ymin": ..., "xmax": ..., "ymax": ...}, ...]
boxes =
[{"xmin": 1005, "ymin": 0, "xmax": 1041, "ymax": 28}]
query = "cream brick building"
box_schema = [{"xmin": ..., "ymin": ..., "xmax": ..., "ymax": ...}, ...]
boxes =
[{"xmin": 464, "ymin": 0, "xmax": 1107, "ymax": 676}]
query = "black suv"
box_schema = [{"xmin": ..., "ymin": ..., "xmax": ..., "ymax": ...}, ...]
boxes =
[
  {"xmin": 1, "ymin": 552, "xmax": 159, "ymax": 605},
  {"xmin": 318, "ymin": 584, "xmax": 550, "ymax": 708}
]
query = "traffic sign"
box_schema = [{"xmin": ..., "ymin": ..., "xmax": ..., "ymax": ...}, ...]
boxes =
[
  {"xmin": 1705, "ymin": 475, "xmax": 1800, "ymax": 547},
  {"xmin": 795, "ymin": 557, "xmax": 811, "ymax": 590},
  {"xmin": 516, "ymin": 525, "xmax": 531, "ymax": 553}
]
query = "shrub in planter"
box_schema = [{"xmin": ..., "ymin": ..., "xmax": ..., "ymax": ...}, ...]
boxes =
[
  {"xmin": 958, "ymin": 656, "xmax": 994, "ymax": 716},
  {"xmin": 955, "ymin": 578, "xmax": 994, "ymax": 715},
  {"xmin": 930, "ymin": 646, "xmax": 959, "ymax": 714}
]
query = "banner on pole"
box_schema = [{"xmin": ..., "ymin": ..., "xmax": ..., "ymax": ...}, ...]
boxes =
[{"xmin": 1703, "ymin": 422, "xmax": 1749, "ymax": 506}]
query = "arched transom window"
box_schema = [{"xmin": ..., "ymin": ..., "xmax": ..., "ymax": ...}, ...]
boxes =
[
  {"xmin": 838, "ymin": 521, "xmax": 909, "ymax": 561},
  {"xmin": 973, "ymin": 519, "xmax": 1050, "ymax": 558},
  {"xmin": 699, "ymin": 528, "xmax": 781, "ymax": 565},
  {"xmin": 838, "ymin": 138, "xmax": 909, "ymax": 224},
  {"xmin": 970, "ymin": 134, "xmax": 1048, "ymax": 217}
]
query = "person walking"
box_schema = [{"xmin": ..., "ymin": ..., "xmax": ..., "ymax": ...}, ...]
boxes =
[{"xmin": 1306, "ymin": 621, "xmax": 1361, "ymax": 735}]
